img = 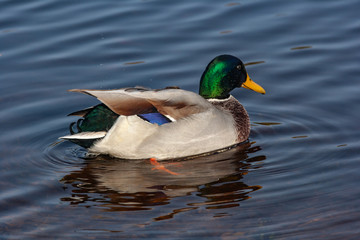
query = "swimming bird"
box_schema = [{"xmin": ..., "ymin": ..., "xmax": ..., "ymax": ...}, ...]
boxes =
[{"xmin": 60, "ymin": 55, "xmax": 265, "ymax": 160}]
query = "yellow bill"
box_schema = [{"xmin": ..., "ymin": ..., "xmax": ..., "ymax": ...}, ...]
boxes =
[{"xmin": 241, "ymin": 74, "xmax": 266, "ymax": 94}]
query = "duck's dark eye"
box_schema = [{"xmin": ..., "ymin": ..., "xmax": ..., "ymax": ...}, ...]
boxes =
[{"xmin": 236, "ymin": 65, "xmax": 242, "ymax": 70}]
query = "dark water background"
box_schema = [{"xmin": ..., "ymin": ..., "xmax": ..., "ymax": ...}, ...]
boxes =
[{"xmin": 1, "ymin": 0, "xmax": 360, "ymax": 239}]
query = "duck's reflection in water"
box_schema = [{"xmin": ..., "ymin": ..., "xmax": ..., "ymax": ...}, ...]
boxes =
[{"xmin": 60, "ymin": 142, "xmax": 265, "ymax": 219}]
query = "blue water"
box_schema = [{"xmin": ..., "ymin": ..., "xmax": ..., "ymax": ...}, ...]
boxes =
[{"xmin": 1, "ymin": 0, "xmax": 360, "ymax": 239}]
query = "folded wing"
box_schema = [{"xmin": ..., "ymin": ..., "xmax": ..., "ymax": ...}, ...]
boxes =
[{"xmin": 69, "ymin": 87, "xmax": 213, "ymax": 120}]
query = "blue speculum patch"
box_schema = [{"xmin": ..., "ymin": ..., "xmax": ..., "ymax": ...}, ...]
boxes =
[{"xmin": 138, "ymin": 113, "xmax": 171, "ymax": 125}]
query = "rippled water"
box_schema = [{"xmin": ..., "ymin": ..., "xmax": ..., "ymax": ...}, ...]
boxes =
[{"xmin": 1, "ymin": 0, "xmax": 360, "ymax": 239}]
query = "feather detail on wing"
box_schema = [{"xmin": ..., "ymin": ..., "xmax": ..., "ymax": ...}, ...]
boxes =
[{"xmin": 68, "ymin": 87, "xmax": 213, "ymax": 120}]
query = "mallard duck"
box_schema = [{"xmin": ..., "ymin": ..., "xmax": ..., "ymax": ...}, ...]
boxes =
[{"xmin": 60, "ymin": 54, "xmax": 265, "ymax": 160}]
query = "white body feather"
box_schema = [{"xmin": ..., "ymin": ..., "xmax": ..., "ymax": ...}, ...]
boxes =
[{"xmin": 90, "ymin": 107, "xmax": 238, "ymax": 160}]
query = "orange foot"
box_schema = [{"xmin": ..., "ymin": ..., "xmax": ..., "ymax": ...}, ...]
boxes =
[{"xmin": 150, "ymin": 158, "xmax": 180, "ymax": 175}]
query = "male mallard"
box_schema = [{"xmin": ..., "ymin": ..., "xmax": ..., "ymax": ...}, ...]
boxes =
[{"xmin": 60, "ymin": 55, "xmax": 265, "ymax": 160}]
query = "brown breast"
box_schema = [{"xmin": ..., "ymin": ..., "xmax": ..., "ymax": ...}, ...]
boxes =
[{"xmin": 209, "ymin": 96, "xmax": 250, "ymax": 142}]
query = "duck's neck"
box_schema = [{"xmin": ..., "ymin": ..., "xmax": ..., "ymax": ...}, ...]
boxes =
[
  {"xmin": 199, "ymin": 73, "xmax": 230, "ymax": 99},
  {"xmin": 199, "ymin": 66, "xmax": 238, "ymax": 99}
]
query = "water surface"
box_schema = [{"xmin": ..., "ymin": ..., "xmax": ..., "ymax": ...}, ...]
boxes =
[{"xmin": 1, "ymin": 0, "xmax": 360, "ymax": 239}]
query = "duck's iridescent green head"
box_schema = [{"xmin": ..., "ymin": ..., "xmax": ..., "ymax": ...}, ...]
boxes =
[{"xmin": 199, "ymin": 55, "xmax": 265, "ymax": 99}]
